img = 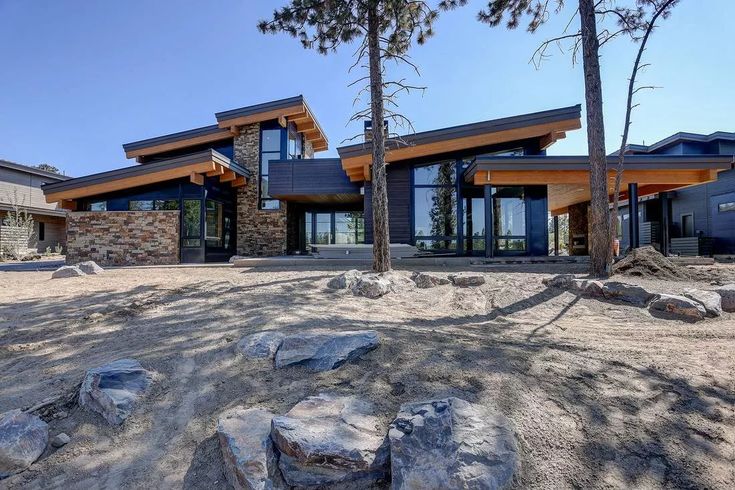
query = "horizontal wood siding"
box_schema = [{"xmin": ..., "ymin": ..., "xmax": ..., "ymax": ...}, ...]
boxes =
[
  {"xmin": 0, "ymin": 167, "xmax": 63, "ymax": 211},
  {"xmin": 364, "ymin": 163, "xmax": 411, "ymax": 244},
  {"xmin": 269, "ymin": 159, "xmax": 361, "ymax": 196}
]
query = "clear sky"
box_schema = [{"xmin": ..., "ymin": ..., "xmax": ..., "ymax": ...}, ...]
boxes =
[{"xmin": 1, "ymin": 0, "xmax": 733, "ymax": 177}]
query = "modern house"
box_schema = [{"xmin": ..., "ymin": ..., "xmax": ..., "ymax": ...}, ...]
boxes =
[
  {"xmin": 614, "ymin": 132, "xmax": 735, "ymax": 256},
  {"xmin": 0, "ymin": 159, "xmax": 69, "ymax": 254},
  {"xmin": 41, "ymin": 95, "xmax": 735, "ymax": 265}
]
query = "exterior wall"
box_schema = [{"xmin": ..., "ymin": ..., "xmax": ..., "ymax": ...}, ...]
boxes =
[
  {"xmin": 0, "ymin": 166, "xmax": 64, "ymax": 212},
  {"xmin": 364, "ymin": 163, "xmax": 411, "ymax": 244},
  {"xmin": 66, "ymin": 211, "xmax": 180, "ymax": 266},
  {"xmin": 34, "ymin": 215, "xmax": 66, "ymax": 252},
  {"xmin": 568, "ymin": 201, "xmax": 589, "ymax": 256},
  {"xmin": 234, "ymin": 123, "xmax": 288, "ymax": 256}
]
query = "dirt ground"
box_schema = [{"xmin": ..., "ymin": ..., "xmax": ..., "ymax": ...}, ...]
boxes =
[{"xmin": 1, "ymin": 264, "xmax": 734, "ymax": 489}]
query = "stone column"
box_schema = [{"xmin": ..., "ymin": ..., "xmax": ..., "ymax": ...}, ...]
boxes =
[{"xmin": 568, "ymin": 201, "xmax": 589, "ymax": 256}]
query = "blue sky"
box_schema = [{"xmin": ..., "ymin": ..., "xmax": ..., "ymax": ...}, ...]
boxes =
[{"xmin": 1, "ymin": 0, "xmax": 733, "ymax": 177}]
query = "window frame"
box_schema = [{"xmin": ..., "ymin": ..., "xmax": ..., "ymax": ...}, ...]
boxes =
[
  {"xmin": 259, "ymin": 123, "xmax": 286, "ymax": 211},
  {"xmin": 680, "ymin": 212, "xmax": 695, "ymax": 238},
  {"xmin": 410, "ymin": 160, "xmax": 461, "ymax": 254}
]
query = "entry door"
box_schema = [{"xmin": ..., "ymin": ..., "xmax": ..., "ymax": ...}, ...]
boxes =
[{"xmin": 710, "ymin": 192, "xmax": 735, "ymax": 254}]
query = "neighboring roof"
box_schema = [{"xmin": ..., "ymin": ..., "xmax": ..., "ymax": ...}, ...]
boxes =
[
  {"xmin": 337, "ymin": 105, "xmax": 582, "ymax": 181},
  {"xmin": 615, "ymin": 131, "xmax": 735, "ymax": 155},
  {"xmin": 43, "ymin": 150, "xmax": 250, "ymax": 203},
  {"xmin": 0, "ymin": 202, "xmax": 67, "ymax": 217},
  {"xmin": 123, "ymin": 95, "xmax": 328, "ymax": 159},
  {"xmin": 0, "ymin": 159, "xmax": 71, "ymax": 181}
]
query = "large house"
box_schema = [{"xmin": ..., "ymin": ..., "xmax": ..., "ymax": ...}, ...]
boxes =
[
  {"xmin": 41, "ymin": 95, "xmax": 734, "ymax": 265},
  {"xmin": 0, "ymin": 159, "xmax": 69, "ymax": 254}
]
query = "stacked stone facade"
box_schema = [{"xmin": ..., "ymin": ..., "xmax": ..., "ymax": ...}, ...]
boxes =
[
  {"xmin": 66, "ymin": 211, "xmax": 179, "ymax": 266},
  {"xmin": 234, "ymin": 123, "xmax": 289, "ymax": 256},
  {"xmin": 568, "ymin": 201, "xmax": 589, "ymax": 256}
]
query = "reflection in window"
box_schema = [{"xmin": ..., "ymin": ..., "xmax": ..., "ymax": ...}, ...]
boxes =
[
  {"xmin": 718, "ymin": 201, "xmax": 735, "ymax": 213},
  {"xmin": 335, "ymin": 212, "xmax": 365, "ymax": 244},
  {"xmin": 413, "ymin": 160, "xmax": 456, "ymax": 185},
  {"xmin": 315, "ymin": 213, "xmax": 332, "ymax": 244},
  {"xmin": 493, "ymin": 187, "xmax": 526, "ymax": 253},
  {"xmin": 413, "ymin": 161, "xmax": 457, "ymax": 254},
  {"xmin": 463, "ymin": 196, "xmax": 485, "ymax": 255},
  {"xmin": 87, "ymin": 201, "xmax": 106, "ymax": 211},
  {"xmin": 416, "ymin": 239, "xmax": 457, "ymax": 252},
  {"xmin": 260, "ymin": 127, "xmax": 282, "ymax": 210},
  {"xmin": 183, "ymin": 200, "xmax": 201, "ymax": 248},
  {"xmin": 303, "ymin": 211, "xmax": 365, "ymax": 247},
  {"xmin": 129, "ymin": 200, "xmax": 179, "ymax": 211},
  {"xmin": 129, "ymin": 200, "xmax": 154, "ymax": 211},
  {"xmin": 155, "ymin": 200, "xmax": 179, "ymax": 210},
  {"xmin": 205, "ymin": 200, "xmax": 223, "ymax": 248},
  {"xmin": 305, "ymin": 213, "xmax": 312, "ymax": 245}
]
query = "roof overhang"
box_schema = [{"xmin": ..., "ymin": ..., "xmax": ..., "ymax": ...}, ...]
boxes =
[
  {"xmin": 0, "ymin": 203, "xmax": 67, "ymax": 218},
  {"xmin": 43, "ymin": 150, "xmax": 250, "ymax": 204},
  {"xmin": 337, "ymin": 105, "xmax": 582, "ymax": 182},
  {"xmin": 464, "ymin": 154, "xmax": 734, "ymax": 215},
  {"xmin": 123, "ymin": 125, "xmax": 232, "ymax": 160},
  {"xmin": 215, "ymin": 95, "xmax": 328, "ymax": 152}
]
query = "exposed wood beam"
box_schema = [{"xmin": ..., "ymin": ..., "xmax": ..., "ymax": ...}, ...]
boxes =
[
  {"xmin": 229, "ymin": 126, "xmax": 241, "ymax": 137},
  {"xmin": 220, "ymin": 170, "xmax": 237, "ymax": 183},
  {"xmin": 206, "ymin": 165, "xmax": 225, "ymax": 177},
  {"xmin": 231, "ymin": 176, "xmax": 247, "ymax": 188},
  {"xmin": 190, "ymin": 172, "xmax": 204, "ymax": 185},
  {"xmin": 60, "ymin": 200, "xmax": 77, "ymax": 211},
  {"xmin": 289, "ymin": 111, "xmax": 308, "ymax": 122},
  {"xmin": 295, "ymin": 120, "xmax": 316, "ymax": 132},
  {"xmin": 278, "ymin": 115, "xmax": 288, "ymax": 128},
  {"xmin": 216, "ymin": 104, "xmax": 305, "ymax": 129}
]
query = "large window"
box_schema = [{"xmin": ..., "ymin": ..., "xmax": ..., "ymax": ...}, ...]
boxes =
[
  {"xmin": 86, "ymin": 201, "xmax": 106, "ymax": 211},
  {"xmin": 182, "ymin": 199, "xmax": 201, "ymax": 248},
  {"xmin": 205, "ymin": 200, "xmax": 223, "ymax": 248},
  {"xmin": 129, "ymin": 199, "xmax": 179, "ymax": 211},
  {"xmin": 493, "ymin": 187, "xmax": 526, "ymax": 252},
  {"xmin": 288, "ymin": 123, "xmax": 303, "ymax": 159},
  {"xmin": 303, "ymin": 211, "xmax": 365, "ymax": 248},
  {"xmin": 335, "ymin": 212, "xmax": 365, "ymax": 244},
  {"xmin": 413, "ymin": 161, "xmax": 458, "ymax": 253},
  {"xmin": 260, "ymin": 127, "xmax": 282, "ymax": 210}
]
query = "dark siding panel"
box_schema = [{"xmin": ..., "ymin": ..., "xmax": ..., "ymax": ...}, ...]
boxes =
[
  {"xmin": 526, "ymin": 185, "xmax": 549, "ymax": 256},
  {"xmin": 269, "ymin": 159, "xmax": 361, "ymax": 196},
  {"xmin": 364, "ymin": 163, "xmax": 411, "ymax": 244}
]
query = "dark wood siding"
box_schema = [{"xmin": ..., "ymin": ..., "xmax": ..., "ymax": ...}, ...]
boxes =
[
  {"xmin": 269, "ymin": 159, "xmax": 361, "ymax": 197},
  {"xmin": 364, "ymin": 163, "xmax": 411, "ymax": 244}
]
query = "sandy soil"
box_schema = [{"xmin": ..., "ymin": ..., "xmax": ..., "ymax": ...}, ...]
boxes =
[{"xmin": 0, "ymin": 264, "xmax": 733, "ymax": 489}]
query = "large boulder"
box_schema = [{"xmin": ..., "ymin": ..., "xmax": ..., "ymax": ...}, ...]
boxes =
[
  {"xmin": 217, "ymin": 407, "xmax": 283, "ymax": 490},
  {"xmin": 352, "ymin": 275, "xmax": 391, "ymax": 299},
  {"xmin": 411, "ymin": 272, "xmax": 450, "ymax": 289},
  {"xmin": 380, "ymin": 271, "xmax": 416, "ymax": 293},
  {"xmin": 237, "ymin": 332, "xmax": 285, "ymax": 360},
  {"xmin": 449, "ymin": 273, "xmax": 486, "ymax": 288},
  {"xmin": 327, "ymin": 270, "xmax": 362, "ymax": 290},
  {"xmin": 714, "ymin": 284, "xmax": 735, "ymax": 313},
  {"xmin": 51, "ymin": 265, "xmax": 86, "ymax": 279},
  {"xmin": 389, "ymin": 398, "xmax": 518, "ymax": 490},
  {"xmin": 275, "ymin": 330, "xmax": 379, "ymax": 372},
  {"xmin": 79, "ymin": 359, "xmax": 153, "ymax": 425},
  {"xmin": 601, "ymin": 282, "xmax": 655, "ymax": 307},
  {"xmin": 683, "ymin": 289, "xmax": 723, "ymax": 317},
  {"xmin": 77, "ymin": 261, "xmax": 104, "ymax": 275},
  {"xmin": 0, "ymin": 410, "xmax": 49, "ymax": 479},
  {"xmin": 649, "ymin": 294, "xmax": 706, "ymax": 321},
  {"xmin": 270, "ymin": 394, "xmax": 389, "ymax": 489}
]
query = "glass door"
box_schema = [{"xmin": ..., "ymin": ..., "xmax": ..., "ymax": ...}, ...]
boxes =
[{"xmin": 493, "ymin": 187, "xmax": 527, "ymax": 254}]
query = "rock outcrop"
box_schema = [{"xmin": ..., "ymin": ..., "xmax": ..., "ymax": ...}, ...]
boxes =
[
  {"xmin": 237, "ymin": 332, "xmax": 285, "ymax": 360},
  {"xmin": 0, "ymin": 409, "xmax": 48, "ymax": 479},
  {"xmin": 351, "ymin": 275, "xmax": 391, "ymax": 299},
  {"xmin": 649, "ymin": 294, "xmax": 706, "ymax": 321},
  {"xmin": 77, "ymin": 261, "xmax": 104, "ymax": 275},
  {"xmin": 683, "ymin": 289, "xmax": 723, "ymax": 317},
  {"xmin": 601, "ymin": 282, "xmax": 655, "ymax": 307},
  {"xmin": 411, "ymin": 272, "xmax": 450, "ymax": 289},
  {"xmin": 327, "ymin": 270, "xmax": 363, "ymax": 290},
  {"xmin": 449, "ymin": 273, "xmax": 486, "ymax": 287},
  {"xmin": 51, "ymin": 265, "xmax": 86, "ymax": 279},
  {"xmin": 79, "ymin": 359, "xmax": 153, "ymax": 425},
  {"xmin": 715, "ymin": 284, "xmax": 735, "ymax": 312},
  {"xmin": 275, "ymin": 330, "xmax": 379, "ymax": 372}
]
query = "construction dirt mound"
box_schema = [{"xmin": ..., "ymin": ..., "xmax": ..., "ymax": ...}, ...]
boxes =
[{"xmin": 613, "ymin": 246, "xmax": 691, "ymax": 281}]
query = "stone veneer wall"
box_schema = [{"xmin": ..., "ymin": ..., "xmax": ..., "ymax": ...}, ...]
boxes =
[
  {"xmin": 66, "ymin": 211, "xmax": 179, "ymax": 266},
  {"xmin": 568, "ymin": 201, "xmax": 589, "ymax": 256},
  {"xmin": 234, "ymin": 123, "xmax": 289, "ymax": 256}
]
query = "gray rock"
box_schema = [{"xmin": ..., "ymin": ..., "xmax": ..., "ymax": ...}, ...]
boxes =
[
  {"xmin": 449, "ymin": 273, "xmax": 486, "ymax": 287},
  {"xmin": 650, "ymin": 294, "xmax": 706, "ymax": 321},
  {"xmin": 389, "ymin": 397, "xmax": 517, "ymax": 490},
  {"xmin": 351, "ymin": 275, "xmax": 391, "ymax": 299},
  {"xmin": 229, "ymin": 255, "xmax": 248, "ymax": 264},
  {"xmin": 79, "ymin": 359, "xmax": 153, "ymax": 425},
  {"xmin": 275, "ymin": 330, "xmax": 379, "ymax": 372},
  {"xmin": 0, "ymin": 409, "xmax": 49, "ymax": 479},
  {"xmin": 51, "ymin": 265, "xmax": 86, "ymax": 279},
  {"xmin": 601, "ymin": 281, "xmax": 655, "ymax": 307},
  {"xmin": 542, "ymin": 274, "xmax": 575, "ymax": 288},
  {"xmin": 217, "ymin": 407, "xmax": 283, "ymax": 490},
  {"xmin": 572, "ymin": 279, "xmax": 604, "ymax": 296},
  {"xmin": 271, "ymin": 394, "xmax": 389, "ymax": 489},
  {"xmin": 683, "ymin": 289, "xmax": 723, "ymax": 317},
  {"xmin": 327, "ymin": 270, "xmax": 362, "ymax": 290},
  {"xmin": 411, "ymin": 272, "xmax": 450, "ymax": 289},
  {"xmin": 237, "ymin": 332, "xmax": 285, "ymax": 360},
  {"xmin": 77, "ymin": 261, "xmax": 104, "ymax": 275},
  {"xmin": 715, "ymin": 284, "xmax": 735, "ymax": 312},
  {"xmin": 51, "ymin": 433, "xmax": 70, "ymax": 448},
  {"xmin": 380, "ymin": 271, "xmax": 416, "ymax": 293}
]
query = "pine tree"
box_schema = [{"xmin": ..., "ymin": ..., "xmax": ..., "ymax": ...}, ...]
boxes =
[{"xmin": 259, "ymin": 0, "xmax": 465, "ymax": 272}]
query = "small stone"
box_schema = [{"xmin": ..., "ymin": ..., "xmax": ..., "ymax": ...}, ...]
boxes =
[
  {"xmin": 77, "ymin": 261, "xmax": 104, "ymax": 275},
  {"xmin": 649, "ymin": 294, "xmax": 706, "ymax": 321},
  {"xmin": 714, "ymin": 284, "xmax": 735, "ymax": 312},
  {"xmin": 79, "ymin": 359, "xmax": 153, "ymax": 425},
  {"xmin": 275, "ymin": 330, "xmax": 379, "ymax": 372},
  {"xmin": 229, "ymin": 255, "xmax": 248, "ymax": 263},
  {"xmin": 0, "ymin": 409, "xmax": 49, "ymax": 479},
  {"xmin": 51, "ymin": 433, "xmax": 70, "ymax": 448},
  {"xmin": 572, "ymin": 279, "xmax": 604, "ymax": 296},
  {"xmin": 449, "ymin": 273, "xmax": 486, "ymax": 287},
  {"xmin": 86, "ymin": 312, "xmax": 104, "ymax": 322},
  {"xmin": 411, "ymin": 272, "xmax": 450, "ymax": 289},
  {"xmin": 327, "ymin": 269, "xmax": 363, "ymax": 290},
  {"xmin": 601, "ymin": 281, "xmax": 655, "ymax": 307},
  {"xmin": 352, "ymin": 275, "xmax": 391, "ymax": 299},
  {"xmin": 683, "ymin": 289, "xmax": 723, "ymax": 317},
  {"xmin": 51, "ymin": 265, "xmax": 86, "ymax": 279},
  {"xmin": 236, "ymin": 331, "xmax": 285, "ymax": 360},
  {"xmin": 542, "ymin": 274, "xmax": 575, "ymax": 288}
]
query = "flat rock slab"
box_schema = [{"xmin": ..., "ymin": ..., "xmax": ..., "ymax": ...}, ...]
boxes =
[
  {"xmin": 77, "ymin": 261, "xmax": 104, "ymax": 275},
  {"xmin": 601, "ymin": 282, "xmax": 655, "ymax": 307},
  {"xmin": 237, "ymin": 332, "xmax": 285, "ymax": 360},
  {"xmin": 449, "ymin": 274, "xmax": 486, "ymax": 287},
  {"xmin": 411, "ymin": 272, "xmax": 450, "ymax": 289},
  {"xmin": 275, "ymin": 330, "xmax": 379, "ymax": 372},
  {"xmin": 79, "ymin": 359, "xmax": 153, "ymax": 425},
  {"xmin": 0, "ymin": 409, "xmax": 49, "ymax": 479},
  {"xmin": 217, "ymin": 407, "xmax": 282, "ymax": 490},
  {"xmin": 389, "ymin": 397, "xmax": 517, "ymax": 490},
  {"xmin": 683, "ymin": 289, "xmax": 722, "ymax": 317},
  {"xmin": 327, "ymin": 270, "xmax": 362, "ymax": 290},
  {"xmin": 51, "ymin": 265, "xmax": 86, "ymax": 279},
  {"xmin": 352, "ymin": 275, "xmax": 391, "ymax": 298},
  {"xmin": 715, "ymin": 284, "xmax": 735, "ymax": 312},
  {"xmin": 271, "ymin": 394, "xmax": 389, "ymax": 489},
  {"xmin": 650, "ymin": 294, "xmax": 706, "ymax": 321}
]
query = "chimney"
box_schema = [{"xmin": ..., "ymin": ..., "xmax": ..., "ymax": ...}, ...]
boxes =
[{"xmin": 364, "ymin": 120, "xmax": 389, "ymax": 143}]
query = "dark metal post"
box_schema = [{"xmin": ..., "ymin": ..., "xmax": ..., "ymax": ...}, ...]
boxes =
[
  {"xmin": 660, "ymin": 191, "xmax": 670, "ymax": 256},
  {"xmin": 628, "ymin": 183, "xmax": 639, "ymax": 249},
  {"xmin": 553, "ymin": 215, "xmax": 560, "ymax": 256},
  {"xmin": 484, "ymin": 185, "xmax": 493, "ymax": 258}
]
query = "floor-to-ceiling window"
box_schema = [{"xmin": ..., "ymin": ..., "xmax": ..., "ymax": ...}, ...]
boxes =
[
  {"xmin": 259, "ymin": 125, "xmax": 283, "ymax": 210},
  {"xmin": 303, "ymin": 211, "xmax": 365, "ymax": 249},
  {"xmin": 413, "ymin": 161, "xmax": 458, "ymax": 252},
  {"xmin": 493, "ymin": 187, "xmax": 527, "ymax": 253},
  {"xmin": 463, "ymin": 188, "xmax": 486, "ymax": 255}
]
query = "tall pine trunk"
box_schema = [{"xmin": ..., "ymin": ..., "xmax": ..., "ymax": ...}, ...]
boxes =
[
  {"xmin": 579, "ymin": 0, "xmax": 611, "ymax": 277},
  {"xmin": 367, "ymin": 5, "xmax": 391, "ymax": 272}
]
